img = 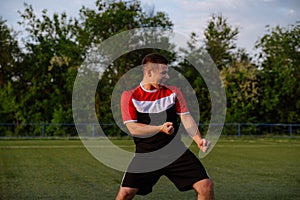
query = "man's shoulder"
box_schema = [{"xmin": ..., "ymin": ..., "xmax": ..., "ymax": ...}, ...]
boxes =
[
  {"xmin": 121, "ymin": 85, "xmax": 141, "ymax": 97},
  {"xmin": 162, "ymin": 85, "xmax": 180, "ymax": 93}
]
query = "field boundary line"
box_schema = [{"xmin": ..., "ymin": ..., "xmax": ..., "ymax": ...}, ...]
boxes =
[
  {"xmin": 1, "ymin": 144, "xmax": 300, "ymax": 149},
  {"xmin": 0, "ymin": 145, "xmax": 134, "ymax": 149}
]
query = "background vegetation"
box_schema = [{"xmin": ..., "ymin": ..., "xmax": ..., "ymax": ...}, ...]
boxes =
[{"xmin": 0, "ymin": 0, "xmax": 299, "ymax": 136}]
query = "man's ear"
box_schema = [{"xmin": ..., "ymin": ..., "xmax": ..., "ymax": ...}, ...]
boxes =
[{"xmin": 146, "ymin": 69, "xmax": 152, "ymax": 77}]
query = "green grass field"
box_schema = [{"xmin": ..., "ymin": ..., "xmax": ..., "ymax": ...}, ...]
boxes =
[{"xmin": 0, "ymin": 137, "xmax": 299, "ymax": 200}]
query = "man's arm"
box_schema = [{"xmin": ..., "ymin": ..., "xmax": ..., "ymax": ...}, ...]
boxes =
[
  {"xmin": 125, "ymin": 121, "xmax": 174, "ymax": 137},
  {"xmin": 180, "ymin": 113, "xmax": 210, "ymax": 152}
]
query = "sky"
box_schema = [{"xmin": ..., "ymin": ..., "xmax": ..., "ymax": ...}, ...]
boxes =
[{"xmin": 0, "ymin": 0, "xmax": 299, "ymax": 55}]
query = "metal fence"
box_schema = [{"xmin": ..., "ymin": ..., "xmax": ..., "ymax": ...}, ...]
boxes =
[
  {"xmin": 0, "ymin": 123, "xmax": 299, "ymax": 138},
  {"xmin": 199, "ymin": 123, "xmax": 300, "ymax": 137}
]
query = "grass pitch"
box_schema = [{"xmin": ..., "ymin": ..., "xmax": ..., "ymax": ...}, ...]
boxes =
[{"xmin": 0, "ymin": 138, "xmax": 299, "ymax": 199}]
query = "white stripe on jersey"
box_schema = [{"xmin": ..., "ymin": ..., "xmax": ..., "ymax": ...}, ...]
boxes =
[{"xmin": 132, "ymin": 93, "xmax": 176, "ymax": 113}]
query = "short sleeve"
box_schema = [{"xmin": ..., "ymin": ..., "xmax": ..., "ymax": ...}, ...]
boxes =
[
  {"xmin": 174, "ymin": 87, "xmax": 189, "ymax": 115},
  {"xmin": 121, "ymin": 90, "xmax": 137, "ymax": 124}
]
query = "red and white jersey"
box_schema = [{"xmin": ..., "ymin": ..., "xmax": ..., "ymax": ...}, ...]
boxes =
[
  {"xmin": 121, "ymin": 83, "xmax": 189, "ymax": 124},
  {"xmin": 121, "ymin": 83, "xmax": 189, "ymax": 153}
]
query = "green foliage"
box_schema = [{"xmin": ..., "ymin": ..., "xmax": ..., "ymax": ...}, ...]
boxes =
[
  {"xmin": 177, "ymin": 33, "xmax": 211, "ymax": 124},
  {"xmin": 0, "ymin": 2, "xmax": 299, "ymax": 137},
  {"xmin": 204, "ymin": 14, "xmax": 239, "ymax": 69},
  {"xmin": 84, "ymin": 1, "xmax": 174, "ymax": 136},
  {"xmin": 221, "ymin": 61, "xmax": 259, "ymax": 122},
  {"xmin": 255, "ymin": 22, "xmax": 300, "ymax": 123},
  {"xmin": 0, "ymin": 18, "xmax": 23, "ymax": 87}
]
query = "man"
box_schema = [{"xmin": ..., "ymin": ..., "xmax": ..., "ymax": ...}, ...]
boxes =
[{"xmin": 116, "ymin": 53, "xmax": 214, "ymax": 200}]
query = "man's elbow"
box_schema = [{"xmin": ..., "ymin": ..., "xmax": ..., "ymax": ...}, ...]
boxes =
[
  {"xmin": 125, "ymin": 123, "xmax": 138, "ymax": 136},
  {"xmin": 128, "ymin": 129, "xmax": 138, "ymax": 136}
]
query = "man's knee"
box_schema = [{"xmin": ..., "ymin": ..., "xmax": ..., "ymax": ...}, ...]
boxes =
[
  {"xmin": 193, "ymin": 179, "xmax": 214, "ymax": 199},
  {"xmin": 115, "ymin": 187, "xmax": 138, "ymax": 200}
]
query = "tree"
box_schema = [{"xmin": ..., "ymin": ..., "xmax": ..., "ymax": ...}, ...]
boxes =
[
  {"xmin": 204, "ymin": 14, "xmax": 239, "ymax": 70},
  {"xmin": 255, "ymin": 22, "xmax": 300, "ymax": 123},
  {"xmin": 76, "ymin": 0, "xmax": 174, "ymax": 135},
  {"xmin": 0, "ymin": 17, "xmax": 23, "ymax": 87},
  {"xmin": 0, "ymin": 18, "xmax": 25, "ymax": 135},
  {"xmin": 178, "ymin": 14, "xmax": 267, "ymax": 127},
  {"xmin": 220, "ymin": 59, "xmax": 259, "ymax": 123},
  {"xmin": 15, "ymin": 4, "xmax": 81, "ymax": 135},
  {"xmin": 176, "ymin": 33, "xmax": 212, "ymax": 125},
  {"xmin": 76, "ymin": 0, "xmax": 173, "ymax": 50}
]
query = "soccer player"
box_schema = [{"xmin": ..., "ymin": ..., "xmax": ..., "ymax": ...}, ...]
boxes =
[{"xmin": 115, "ymin": 53, "xmax": 214, "ymax": 200}]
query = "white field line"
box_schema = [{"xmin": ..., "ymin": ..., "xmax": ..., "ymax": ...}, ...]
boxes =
[
  {"xmin": 0, "ymin": 144, "xmax": 299, "ymax": 149},
  {"xmin": 213, "ymin": 144, "xmax": 300, "ymax": 148},
  {"xmin": 0, "ymin": 145, "xmax": 134, "ymax": 149}
]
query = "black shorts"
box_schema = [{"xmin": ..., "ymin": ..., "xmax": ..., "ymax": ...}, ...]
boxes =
[{"xmin": 121, "ymin": 149, "xmax": 209, "ymax": 195}]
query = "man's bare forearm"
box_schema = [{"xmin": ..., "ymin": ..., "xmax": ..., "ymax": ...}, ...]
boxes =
[
  {"xmin": 125, "ymin": 122, "xmax": 174, "ymax": 137},
  {"xmin": 180, "ymin": 114, "xmax": 211, "ymax": 152},
  {"xmin": 180, "ymin": 114, "xmax": 203, "ymax": 141}
]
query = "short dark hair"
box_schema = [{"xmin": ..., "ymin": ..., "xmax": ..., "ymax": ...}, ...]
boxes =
[{"xmin": 142, "ymin": 53, "xmax": 169, "ymax": 65}]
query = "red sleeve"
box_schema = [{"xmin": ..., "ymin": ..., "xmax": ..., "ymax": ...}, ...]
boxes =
[
  {"xmin": 174, "ymin": 87, "xmax": 189, "ymax": 115},
  {"xmin": 121, "ymin": 90, "xmax": 137, "ymax": 124}
]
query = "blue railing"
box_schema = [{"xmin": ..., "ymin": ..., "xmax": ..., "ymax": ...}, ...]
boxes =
[
  {"xmin": 198, "ymin": 123, "xmax": 300, "ymax": 137},
  {"xmin": 0, "ymin": 123, "xmax": 299, "ymax": 138}
]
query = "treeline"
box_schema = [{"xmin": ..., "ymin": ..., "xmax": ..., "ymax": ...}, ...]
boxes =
[{"xmin": 0, "ymin": 0, "xmax": 299, "ymax": 136}]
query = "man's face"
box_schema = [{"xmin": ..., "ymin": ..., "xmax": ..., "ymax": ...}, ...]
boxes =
[{"xmin": 150, "ymin": 64, "xmax": 169, "ymax": 85}]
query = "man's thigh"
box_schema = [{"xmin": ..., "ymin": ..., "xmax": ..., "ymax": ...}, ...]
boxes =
[
  {"xmin": 121, "ymin": 170, "xmax": 162, "ymax": 195},
  {"xmin": 165, "ymin": 150, "xmax": 209, "ymax": 191}
]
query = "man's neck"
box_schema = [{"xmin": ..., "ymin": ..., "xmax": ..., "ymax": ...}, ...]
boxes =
[{"xmin": 141, "ymin": 81, "xmax": 160, "ymax": 91}]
